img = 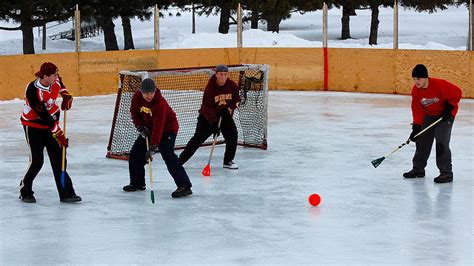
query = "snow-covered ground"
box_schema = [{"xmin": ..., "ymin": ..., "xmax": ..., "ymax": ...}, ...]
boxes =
[
  {"xmin": 0, "ymin": 92, "xmax": 472, "ymax": 264},
  {"xmin": 0, "ymin": 5, "xmax": 470, "ymax": 55}
]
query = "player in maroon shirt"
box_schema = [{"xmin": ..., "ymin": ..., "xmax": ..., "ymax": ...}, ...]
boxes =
[
  {"xmin": 179, "ymin": 64, "xmax": 241, "ymax": 169},
  {"xmin": 404, "ymin": 64, "xmax": 462, "ymax": 183},
  {"xmin": 19, "ymin": 62, "xmax": 81, "ymax": 203},
  {"xmin": 124, "ymin": 78, "xmax": 192, "ymax": 198}
]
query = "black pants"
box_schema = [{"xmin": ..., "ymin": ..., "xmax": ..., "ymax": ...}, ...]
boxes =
[
  {"xmin": 129, "ymin": 132, "xmax": 191, "ymax": 188},
  {"xmin": 20, "ymin": 126, "xmax": 76, "ymax": 200},
  {"xmin": 412, "ymin": 115, "xmax": 454, "ymax": 176},
  {"xmin": 179, "ymin": 114, "xmax": 238, "ymax": 165}
]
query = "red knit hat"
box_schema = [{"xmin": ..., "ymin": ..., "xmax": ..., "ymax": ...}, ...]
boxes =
[{"xmin": 35, "ymin": 62, "xmax": 58, "ymax": 78}]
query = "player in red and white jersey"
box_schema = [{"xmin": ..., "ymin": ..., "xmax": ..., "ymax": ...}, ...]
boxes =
[
  {"xmin": 403, "ymin": 64, "xmax": 462, "ymax": 183},
  {"xmin": 19, "ymin": 62, "xmax": 81, "ymax": 203}
]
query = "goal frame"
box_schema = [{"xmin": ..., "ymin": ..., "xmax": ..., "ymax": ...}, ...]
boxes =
[{"xmin": 106, "ymin": 64, "xmax": 269, "ymax": 160}]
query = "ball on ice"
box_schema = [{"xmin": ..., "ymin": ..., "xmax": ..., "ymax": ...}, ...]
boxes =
[{"xmin": 308, "ymin": 193, "xmax": 321, "ymax": 207}]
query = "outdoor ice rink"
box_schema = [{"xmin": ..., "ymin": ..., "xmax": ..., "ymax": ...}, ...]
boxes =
[{"xmin": 0, "ymin": 91, "xmax": 472, "ymax": 264}]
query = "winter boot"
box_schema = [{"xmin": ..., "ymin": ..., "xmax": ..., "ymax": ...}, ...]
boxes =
[
  {"xmin": 171, "ymin": 185, "xmax": 192, "ymax": 198},
  {"xmin": 123, "ymin": 184, "xmax": 146, "ymax": 192},
  {"xmin": 20, "ymin": 195, "xmax": 36, "ymax": 203},
  {"xmin": 403, "ymin": 169, "xmax": 425, "ymax": 178},
  {"xmin": 434, "ymin": 174, "xmax": 453, "ymax": 183},
  {"xmin": 61, "ymin": 195, "xmax": 82, "ymax": 203},
  {"xmin": 223, "ymin": 160, "xmax": 238, "ymax": 169}
]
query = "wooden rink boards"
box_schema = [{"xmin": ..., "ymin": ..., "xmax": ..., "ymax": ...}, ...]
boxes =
[{"xmin": 0, "ymin": 48, "xmax": 472, "ymax": 100}]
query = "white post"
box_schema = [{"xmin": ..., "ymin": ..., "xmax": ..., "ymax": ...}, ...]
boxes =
[
  {"xmin": 393, "ymin": 0, "xmax": 398, "ymax": 50},
  {"xmin": 154, "ymin": 5, "xmax": 160, "ymax": 50},
  {"xmin": 75, "ymin": 4, "xmax": 81, "ymax": 52},
  {"xmin": 323, "ymin": 2, "xmax": 328, "ymax": 48},
  {"xmin": 237, "ymin": 3, "xmax": 243, "ymax": 48}
]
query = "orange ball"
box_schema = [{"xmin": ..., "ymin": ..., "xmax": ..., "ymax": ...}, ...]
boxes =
[{"xmin": 308, "ymin": 193, "xmax": 321, "ymax": 206}]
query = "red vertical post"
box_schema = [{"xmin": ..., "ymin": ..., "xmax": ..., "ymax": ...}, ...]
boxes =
[
  {"xmin": 323, "ymin": 47, "xmax": 328, "ymax": 91},
  {"xmin": 322, "ymin": 3, "xmax": 329, "ymax": 91}
]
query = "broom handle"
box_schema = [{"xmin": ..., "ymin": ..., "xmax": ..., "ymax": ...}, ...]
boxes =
[
  {"xmin": 412, "ymin": 117, "xmax": 443, "ymax": 140},
  {"xmin": 207, "ymin": 117, "xmax": 222, "ymax": 164},
  {"xmin": 60, "ymin": 109, "xmax": 67, "ymax": 190},
  {"xmin": 385, "ymin": 117, "xmax": 443, "ymax": 158},
  {"xmin": 145, "ymin": 137, "xmax": 154, "ymax": 190}
]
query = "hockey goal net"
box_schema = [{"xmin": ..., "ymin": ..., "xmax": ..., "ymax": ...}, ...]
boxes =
[{"xmin": 106, "ymin": 64, "xmax": 269, "ymax": 160}]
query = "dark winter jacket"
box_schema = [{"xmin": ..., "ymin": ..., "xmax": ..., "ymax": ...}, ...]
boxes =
[
  {"xmin": 130, "ymin": 89, "xmax": 178, "ymax": 146},
  {"xmin": 199, "ymin": 75, "xmax": 240, "ymax": 125}
]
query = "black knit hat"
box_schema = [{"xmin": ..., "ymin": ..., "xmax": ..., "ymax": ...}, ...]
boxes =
[
  {"xmin": 140, "ymin": 78, "xmax": 156, "ymax": 93},
  {"xmin": 412, "ymin": 64, "xmax": 428, "ymax": 78}
]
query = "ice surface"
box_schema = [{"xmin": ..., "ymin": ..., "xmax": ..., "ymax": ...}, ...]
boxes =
[{"xmin": 0, "ymin": 91, "xmax": 472, "ymax": 264}]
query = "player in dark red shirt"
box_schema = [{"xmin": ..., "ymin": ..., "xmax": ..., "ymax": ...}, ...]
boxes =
[
  {"xmin": 124, "ymin": 78, "xmax": 192, "ymax": 198},
  {"xmin": 179, "ymin": 64, "xmax": 241, "ymax": 169},
  {"xmin": 404, "ymin": 64, "xmax": 462, "ymax": 183},
  {"xmin": 19, "ymin": 62, "xmax": 81, "ymax": 203}
]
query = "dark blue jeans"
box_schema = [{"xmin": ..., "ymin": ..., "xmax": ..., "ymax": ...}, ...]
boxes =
[{"xmin": 129, "ymin": 132, "xmax": 192, "ymax": 188}]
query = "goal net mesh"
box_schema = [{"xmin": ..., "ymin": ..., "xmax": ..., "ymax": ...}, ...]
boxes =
[{"xmin": 106, "ymin": 64, "xmax": 269, "ymax": 159}]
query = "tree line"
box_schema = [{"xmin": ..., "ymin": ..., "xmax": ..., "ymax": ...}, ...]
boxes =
[{"xmin": 0, "ymin": 0, "xmax": 470, "ymax": 54}]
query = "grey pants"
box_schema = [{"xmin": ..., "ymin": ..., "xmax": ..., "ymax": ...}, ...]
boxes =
[{"xmin": 412, "ymin": 115, "xmax": 453, "ymax": 176}]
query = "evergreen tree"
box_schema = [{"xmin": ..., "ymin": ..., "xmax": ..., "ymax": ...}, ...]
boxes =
[
  {"xmin": 120, "ymin": 0, "xmax": 174, "ymax": 50},
  {"xmin": 259, "ymin": 0, "xmax": 291, "ymax": 33},
  {"xmin": 193, "ymin": 0, "xmax": 239, "ymax": 34},
  {"xmin": 333, "ymin": 0, "xmax": 361, "ymax": 40},
  {"xmin": 0, "ymin": 0, "xmax": 72, "ymax": 54},
  {"xmin": 77, "ymin": 0, "xmax": 120, "ymax": 51},
  {"xmin": 358, "ymin": 0, "xmax": 393, "ymax": 45},
  {"xmin": 238, "ymin": 0, "xmax": 261, "ymax": 29},
  {"xmin": 256, "ymin": 0, "xmax": 327, "ymax": 33},
  {"xmin": 399, "ymin": 0, "xmax": 455, "ymax": 12}
]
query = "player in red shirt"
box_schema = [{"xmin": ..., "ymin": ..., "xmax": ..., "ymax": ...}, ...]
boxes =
[
  {"xmin": 124, "ymin": 78, "xmax": 192, "ymax": 197},
  {"xmin": 404, "ymin": 64, "xmax": 462, "ymax": 183},
  {"xmin": 19, "ymin": 62, "xmax": 81, "ymax": 203},
  {"xmin": 179, "ymin": 64, "xmax": 241, "ymax": 169}
]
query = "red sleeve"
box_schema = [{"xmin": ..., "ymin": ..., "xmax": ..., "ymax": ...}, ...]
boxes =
[
  {"xmin": 151, "ymin": 100, "xmax": 167, "ymax": 147},
  {"xmin": 230, "ymin": 81, "xmax": 241, "ymax": 110},
  {"xmin": 411, "ymin": 86, "xmax": 425, "ymax": 125},
  {"xmin": 201, "ymin": 80, "xmax": 218, "ymax": 124},
  {"xmin": 441, "ymin": 80, "xmax": 462, "ymax": 117},
  {"xmin": 130, "ymin": 92, "xmax": 144, "ymax": 128}
]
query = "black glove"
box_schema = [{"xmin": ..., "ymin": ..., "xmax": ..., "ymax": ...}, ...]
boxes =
[
  {"xmin": 441, "ymin": 102, "xmax": 454, "ymax": 121},
  {"xmin": 211, "ymin": 122, "xmax": 220, "ymax": 137},
  {"xmin": 218, "ymin": 108, "xmax": 230, "ymax": 118},
  {"xmin": 145, "ymin": 144, "xmax": 159, "ymax": 162},
  {"xmin": 137, "ymin": 126, "xmax": 151, "ymax": 138},
  {"xmin": 409, "ymin": 124, "xmax": 422, "ymax": 142}
]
